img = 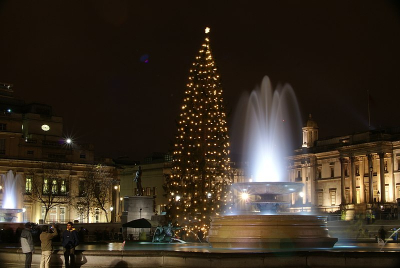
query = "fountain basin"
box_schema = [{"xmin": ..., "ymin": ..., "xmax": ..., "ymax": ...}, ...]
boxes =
[
  {"xmin": 232, "ymin": 182, "xmax": 303, "ymax": 195},
  {"xmin": 208, "ymin": 215, "xmax": 338, "ymax": 249},
  {"xmin": 0, "ymin": 208, "xmax": 23, "ymax": 222}
]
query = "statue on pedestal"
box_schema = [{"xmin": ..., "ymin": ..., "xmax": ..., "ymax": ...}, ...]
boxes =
[{"xmin": 134, "ymin": 166, "xmax": 143, "ymax": 196}]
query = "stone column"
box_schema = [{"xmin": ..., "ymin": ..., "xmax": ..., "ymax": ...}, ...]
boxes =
[
  {"xmin": 368, "ymin": 154, "xmax": 374, "ymax": 203},
  {"xmin": 340, "ymin": 157, "xmax": 346, "ymax": 205},
  {"xmin": 310, "ymin": 156, "xmax": 317, "ymax": 207},
  {"xmin": 350, "ymin": 156, "xmax": 357, "ymax": 204},
  {"xmin": 379, "ymin": 153, "xmax": 386, "ymax": 203}
]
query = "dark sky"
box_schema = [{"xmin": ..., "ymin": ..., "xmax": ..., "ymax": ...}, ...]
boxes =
[{"xmin": 1, "ymin": 1, "xmax": 400, "ymax": 161}]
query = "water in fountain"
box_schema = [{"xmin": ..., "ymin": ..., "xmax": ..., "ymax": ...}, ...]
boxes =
[
  {"xmin": 0, "ymin": 170, "xmax": 24, "ymax": 222},
  {"xmin": 208, "ymin": 76, "xmax": 337, "ymax": 248},
  {"xmin": 232, "ymin": 76, "xmax": 302, "ymax": 183},
  {"xmin": 230, "ymin": 76, "xmax": 303, "ymax": 214}
]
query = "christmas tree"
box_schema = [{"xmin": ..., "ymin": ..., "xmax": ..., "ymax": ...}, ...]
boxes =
[{"xmin": 165, "ymin": 27, "xmax": 232, "ymax": 235}]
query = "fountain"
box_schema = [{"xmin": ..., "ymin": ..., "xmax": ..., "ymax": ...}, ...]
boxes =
[
  {"xmin": 207, "ymin": 76, "xmax": 338, "ymax": 248},
  {"xmin": 0, "ymin": 170, "xmax": 24, "ymax": 222}
]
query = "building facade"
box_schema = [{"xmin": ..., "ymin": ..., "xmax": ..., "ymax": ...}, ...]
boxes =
[
  {"xmin": 288, "ymin": 115, "xmax": 400, "ymax": 217},
  {"xmin": 0, "ymin": 83, "xmax": 119, "ymax": 223}
]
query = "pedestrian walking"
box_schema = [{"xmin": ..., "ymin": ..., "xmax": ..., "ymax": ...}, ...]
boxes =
[
  {"xmin": 40, "ymin": 224, "xmax": 58, "ymax": 268},
  {"xmin": 20, "ymin": 222, "xmax": 34, "ymax": 268},
  {"xmin": 62, "ymin": 222, "xmax": 79, "ymax": 268}
]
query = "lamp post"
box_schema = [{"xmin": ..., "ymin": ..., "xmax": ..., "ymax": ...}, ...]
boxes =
[{"xmin": 377, "ymin": 190, "xmax": 381, "ymax": 220}]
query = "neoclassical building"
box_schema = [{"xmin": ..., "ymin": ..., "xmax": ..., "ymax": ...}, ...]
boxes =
[
  {"xmin": 288, "ymin": 114, "xmax": 400, "ymax": 217},
  {"xmin": 0, "ymin": 83, "xmax": 120, "ymax": 223}
]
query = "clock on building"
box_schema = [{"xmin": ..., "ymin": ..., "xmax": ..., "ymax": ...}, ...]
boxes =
[{"xmin": 41, "ymin": 124, "xmax": 50, "ymax": 131}]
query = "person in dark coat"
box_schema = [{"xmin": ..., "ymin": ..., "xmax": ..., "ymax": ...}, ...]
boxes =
[
  {"xmin": 378, "ymin": 226, "xmax": 386, "ymax": 242},
  {"xmin": 62, "ymin": 222, "xmax": 79, "ymax": 268}
]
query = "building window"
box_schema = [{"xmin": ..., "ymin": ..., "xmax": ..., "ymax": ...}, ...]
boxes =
[
  {"xmin": 330, "ymin": 166, "xmax": 334, "ymax": 178},
  {"xmin": 43, "ymin": 179, "xmax": 49, "ymax": 194},
  {"xmin": 95, "ymin": 209, "xmax": 100, "ymax": 223},
  {"xmin": 146, "ymin": 187, "xmax": 151, "ymax": 196},
  {"xmin": 0, "ymin": 139, "xmax": 5, "ymax": 154},
  {"xmin": 60, "ymin": 179, "xmax": 66, "ymax": 194},
  {"xmin": 329, "ymin": 189, "xmax": 336, "ymax": 205},
  {"xmin": 51, "ymin": 179, "xmax": 58, "ymax": 194},
  {"xmin": 25, "ymin": 177, "xmax": 32, "ymax": 194},
  {"xmin": 396, "ymin": 185, "xmax": 400, "ymax": 200},
  {"xmin": 317, "ymin": 190, "xmax": 323, "ymax": 206},
  {"xmin": 80, "ymin": 154, "xmax": 86, "ymax": 159},
  {"xmin": 345, "ymin": 188, "xmax": 350, "ymax": 204},
  {"xmin": 59, "ymin": 207, "xmax": 65, "ymax": 223},
  {"xmin": 49, "ymin": 207, "xmax": 57, "ymax": 222},
  {"xmin": 27, "ymin": 150, "xmax": 34, "ymax": 155},
  {"xmin": 356, "ymin": 165, "xmax": 360, "ymax": 176},
  {"xmin": 0, "ymin": 123, "xmax": 6, "ymax": 131}
]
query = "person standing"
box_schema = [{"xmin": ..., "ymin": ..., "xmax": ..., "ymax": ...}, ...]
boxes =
[
  {"xmin": 20, "ymin": 222, "xmax": 34, "ymax": 268},
  {"xmin": 62, "ymin": 222, "xmax": 79, "ymax": 268},
  {"xmin": 378, "ymin": 226, "xmax": 386, "ymax": 242},
  {"xmin": 40, "ymin": 224, "xmax": 58, "ymax": 268}
]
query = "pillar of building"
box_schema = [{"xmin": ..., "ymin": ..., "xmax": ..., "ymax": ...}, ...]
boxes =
[
  {"xmin": 368, "ymin": 154, "xmax": 374, "ymax": 203},
  {"xmin": 340, "ymin": 157, "xmax": 346, "ymax": 205},
  {"xmin": 310, "ymin": 156, "xmax": 317, "ymax": 207},
  {"xmin": 379, "ymin": 153, "xmax": 386, "ymax": 203},
  {"xmin": 350, "ymin": 156, "xmax": 357, "ymax": 204}
]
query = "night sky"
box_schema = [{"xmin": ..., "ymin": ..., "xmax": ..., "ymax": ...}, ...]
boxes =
[{"xmin": 1, "ymin": 1, "xmax": 400, "ymax": 161}]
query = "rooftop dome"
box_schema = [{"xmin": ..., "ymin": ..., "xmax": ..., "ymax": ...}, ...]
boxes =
[{"xmin": 305, "ymin": 114, "xmax": 318, "ymax": 128}]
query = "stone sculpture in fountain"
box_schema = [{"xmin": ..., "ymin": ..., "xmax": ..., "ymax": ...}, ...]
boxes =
[
  {"xmin": 0, "ymin": 170, "xmax": 24, "ymax": 222},
  {"xmin": 207, "ymin": 76, "xmax": 337, "ymax": 248}
]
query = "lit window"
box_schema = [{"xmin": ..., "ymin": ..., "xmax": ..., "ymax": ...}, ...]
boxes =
[
  {"xmin": 43, "ymin": 179, "xmax": 49, "ymax": 194},
  {"xmin": 25, "ymin": 177, "xmax": 32, "ymax": 193},
  {"xmin": 51, "ymin": 179, "xmax": 58, "ymax": 194},
  {"xmin": 60, "ymin": 180, "xmax": 66, "ymax": 194}
]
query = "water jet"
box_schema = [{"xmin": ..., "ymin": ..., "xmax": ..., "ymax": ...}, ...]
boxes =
[{"xmin": 208, "ymin": 77, "xmax": 337, "ymax": 248}]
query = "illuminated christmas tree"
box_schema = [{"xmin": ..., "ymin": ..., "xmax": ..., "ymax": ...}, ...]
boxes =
[{"xmin": 165, "ymin": 27, "xmax": 232, "ymax": 234}]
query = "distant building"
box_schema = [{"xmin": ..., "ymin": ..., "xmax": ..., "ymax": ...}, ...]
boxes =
[
  {"xmin": 0, "ymin": 83, "xmax": 119, "ymax": 223},
  {"xmin": 288, "ymin": 114, "xmax": 400, "ymax": 218}
]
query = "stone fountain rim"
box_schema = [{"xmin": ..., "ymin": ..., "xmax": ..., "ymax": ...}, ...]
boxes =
[{"xmin": 232, "ymin": 181, "xmax": 304, "ymax": 195}]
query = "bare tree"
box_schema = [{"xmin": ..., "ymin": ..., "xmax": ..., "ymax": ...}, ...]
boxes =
[
  {"xmin": 26, "ymin": 163, "xmax": 72, "ymax": 223},
  {"xmin": 73, "ymin": 164, "xmax": 115, "ymax": 223}
]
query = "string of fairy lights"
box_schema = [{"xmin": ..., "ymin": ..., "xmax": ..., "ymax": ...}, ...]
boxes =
[{"xmin": 165, "ymin": 27, "xmax": 232, "ymax": 234}]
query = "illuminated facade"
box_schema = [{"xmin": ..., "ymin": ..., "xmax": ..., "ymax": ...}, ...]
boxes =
[
  {"xmin": 0, "ymin": 83, "xmax": 119, "ymax": 223},
  {"xmin": 288, "ymin": 114, "xmax": 400, "ymax": 216}
]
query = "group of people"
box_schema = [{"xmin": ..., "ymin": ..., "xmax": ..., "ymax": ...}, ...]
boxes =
[{"xmin": 20, "ymin": 221, "xmax": 79, "ymax": 268}]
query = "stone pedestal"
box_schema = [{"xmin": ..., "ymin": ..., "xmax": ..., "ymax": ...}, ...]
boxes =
[
  {"xmin": 208, "ymin": 214, "xmax": 338, "ymax": 248},
  {"xmin": 121, "ymin": 196, "xmax": 154, "ymax": 239}
]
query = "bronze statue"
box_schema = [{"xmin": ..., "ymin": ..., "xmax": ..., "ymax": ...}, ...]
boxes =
[
  {"xmin": 152, "ymin": 222, "xmax": 183, "ymax": 243},
  {"xmin": 134, "ymin": 166, "xmax": 143, "ymax": 196}
]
